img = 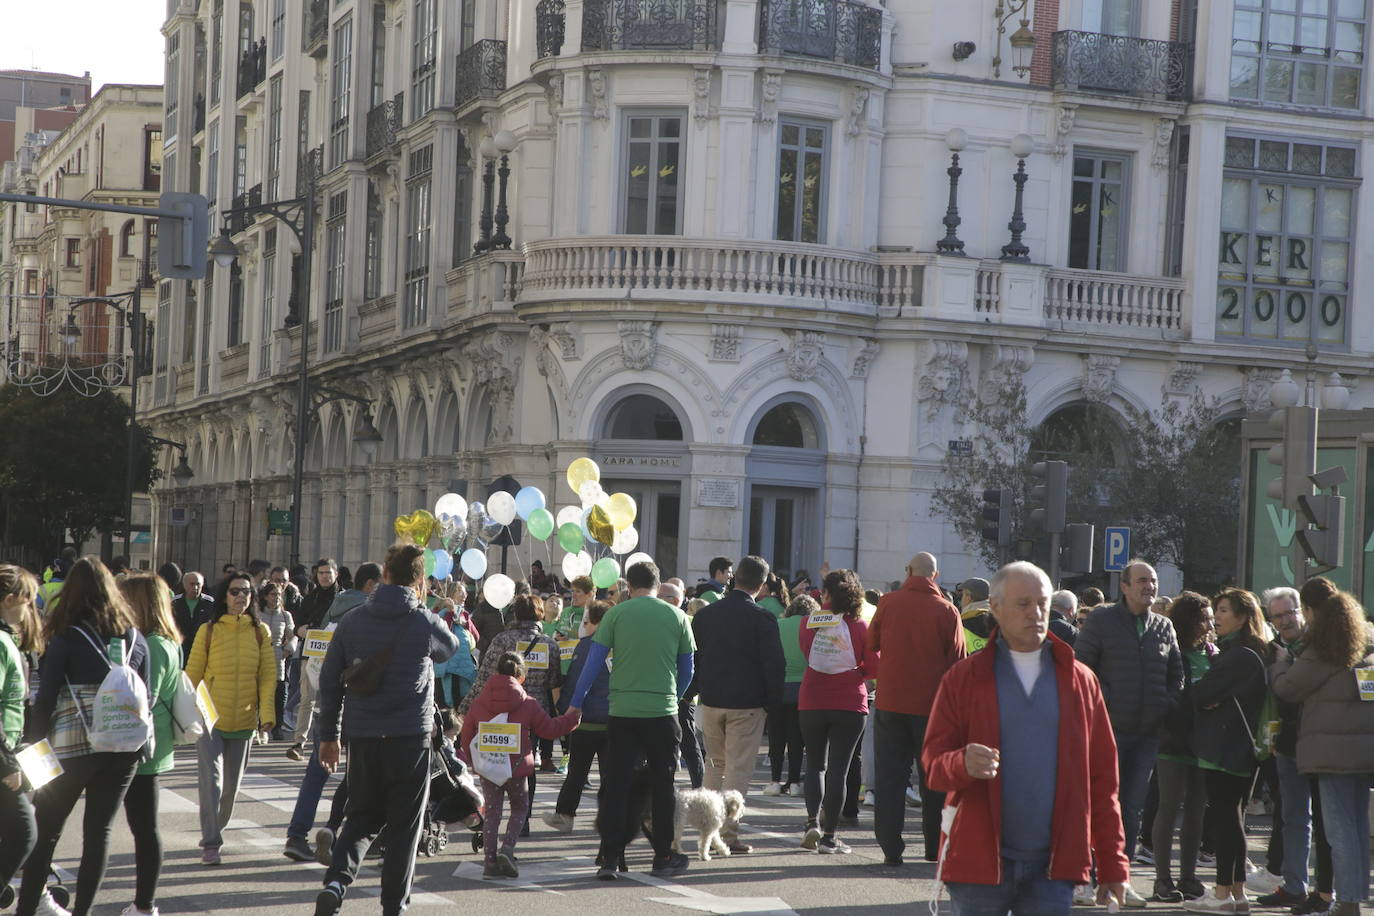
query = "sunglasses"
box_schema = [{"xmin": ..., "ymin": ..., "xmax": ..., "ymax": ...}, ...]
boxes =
[{"xmin": 228, "ymin": 587, "xmax": 252, "ymax": 597}]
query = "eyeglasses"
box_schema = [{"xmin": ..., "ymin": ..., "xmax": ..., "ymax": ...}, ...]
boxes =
[
  {"xmin": 1269, "ymin": 611, "xmax": 1298, "ymax": 622},
  {"xmin": 228, "ymin": 587, "xmax": 252, "ymax": 597}
]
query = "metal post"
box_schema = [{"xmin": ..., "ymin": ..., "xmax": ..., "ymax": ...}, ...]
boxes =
[
  {"xmin": 122, "ymin": 288, "xmax": 142, "ymax": 559},
  {"xmin": 501, "ymin": 543, "xmax": 509, "ymax": 576},
  {"xmin": 492, "ymin": 153, "xmax": 512, "ymax": 250},
  {"xmin": 1049, "ymin": 530, "xmax": 1061, "ymax": 588},
  {"xmin": 936, "ymin": 150, "xmax": 965, "ymax": 255},
  {"xmin": 1001, "ymin": 156, "xmax": 1031, "ymax": 261},
  {"xmin": 289, "ymin": 185, "xmax": 317, "ymax": 569},
  {"xmin": 474, "ymin": 159, "xmax": 495, "ymax": 254}
]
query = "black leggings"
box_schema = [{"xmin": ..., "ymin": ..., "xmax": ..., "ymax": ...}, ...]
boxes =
[
  {"xmin": 19, "ymin": 751, "xmax": 138, "ymax": 916},
  {"xmin": 799, "ymin": 709, "xmax": 865, "ymax": 837},
  {"xmin": 767, "ymin": 702, "xmax": 803, "ymax": 785},
  {"xmin": 555, "ymin": 728, "xmax": 606, "ymax": 817},
  {"xmin": 0, "ymin": 782, "xmax": 36, "ymax": 888},
  {"xmin": 1204, "ymin": 767, "xmax": 1256, "ymax": 886},
  {"xmin": 1153, "ymin": 759, "xmax": 1205, "ymax": 885},
  {"xmin": 122, "ymin": 773, "xmax": 161, "ymax": 911}
]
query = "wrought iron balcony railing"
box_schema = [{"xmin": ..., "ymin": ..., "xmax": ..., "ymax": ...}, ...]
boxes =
[
  {"xmin": 758, "ymin": 0, "xmax": 881, "ymax": 70},
  {"xmin": 303, "ymin": 0, "xmax": 328, "ymax": 56},
  {"xmin": 365, "ymin": 92, "xmax": 404, "ymax": 159},
  {"xmin": 454, "ymin": 40, "xmax": 507, "ymax": 110},
  {"xmin": 229, "ymin": 183, "xmax": 264, "ymax": 232},
  {"xmin": 1051, "ymin": 30, "xmax": 1192, "ymax": 101},
  {"xmin": 537, "ymin": 0, "xmax": 565, "ymax": 59},
  {"xmin": 582, "ymin": 0, "xmax": 721, "ymax": 52},
  {"xmin": 297, "ymin": 146, "xmax": 323, "ymax": 197}
]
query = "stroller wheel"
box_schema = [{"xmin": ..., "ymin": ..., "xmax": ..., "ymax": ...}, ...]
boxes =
[
  {"xmin": 50, "ymin": 885, "xmax": 70, "ymax": 908},
  {"xmin": 471, "ymin": 832, "xmax": 483, "ymax": 854},
  {"xmin": 424, "ymin": 836, "xmax": 439, "ymax": 857}
]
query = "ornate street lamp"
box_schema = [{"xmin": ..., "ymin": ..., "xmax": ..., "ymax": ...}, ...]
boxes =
[
  {"xmin": 1001, "ymin": 133, "xmax": 1034, "ymax": 262},
  {"xmin": 473, "ymin": 135, "xmax": 498, "ymax": 254},
  {"xmin": 936, "ymin": 128, "xmax": 968, "ymax": 255},
  {"xmin": 490, "ymin": 130, "xmax": 517, "ymax": 250}
]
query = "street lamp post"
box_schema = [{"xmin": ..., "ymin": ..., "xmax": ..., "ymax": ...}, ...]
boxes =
[
  {"xmin": 473, "ymin": 136, "xmax": 498, "ymax": 254},
  {"xmin": 936, "ymin": 127, "xmax": 968, "ymax": 255},
  {"xmin": 490, "ymin": 130, "xmax": 517, "ymax": 250},
  {"xmin": 1001, "ymin": 133, "xmax": 1034, "ymax": 262}
]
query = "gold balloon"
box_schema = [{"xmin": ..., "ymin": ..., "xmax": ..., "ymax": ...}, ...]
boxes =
[
  {"xmin": 588, "ymin": 504, "xmax": 616, "ymax": 547},
  {"xmin": 567, "ymin": 457, "xmax": 601, "ymax": 493},
  {"xmin": 393, "ymin": 509, "xmax": 439, "ymax": 546},
  {"xmin": 607, "ymin": 492, "xmax": 638, "ymax": 531}
]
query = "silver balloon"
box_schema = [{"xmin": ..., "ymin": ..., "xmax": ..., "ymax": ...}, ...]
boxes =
[
  {"xmin": 480, "ymin": 515, "xmax": 502, "ymax": 540},
  {"xmin": 466, "ymin": 500, "xmax": 486, "ymax": 533}
]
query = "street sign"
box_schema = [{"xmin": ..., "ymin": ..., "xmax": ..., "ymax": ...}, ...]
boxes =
[
  {"xmin": 1104, "ymin": 527, "xmax": 1131, "ymax": 572},
  {"xmin": 267, "ymin": 508, "xmax": 293, "ymax": 538},
  {"xmin": 948, "ymin": 439, "xmax": 973, "ymax": 457}
]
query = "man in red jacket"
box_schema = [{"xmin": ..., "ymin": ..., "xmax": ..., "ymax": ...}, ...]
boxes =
[
  {"xmin": 922, "ymin": 561, "xmax": 1130, "ymax": 913},
  {"xmin": 867, "ymin": 552, "xmax": 966, "ymax": 865}
]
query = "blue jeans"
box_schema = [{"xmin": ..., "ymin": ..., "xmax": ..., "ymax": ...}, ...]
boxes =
[
  {"xmin": 1275, "ymin": 753, "xmax": 1311, "ymax": 897},
  {"xmin": 288, "ymin": 720, "xmax": 335, "ymax": 840},
  {"xmin": 1115, "ymin": 733, "xmax": 1159, "ymax": 862},
  {"xmin": 946, "ymin": 856, "xmax": 1073, "ymax": 915},
  {"xmin": 283, "ymin": 655, "xmax": 302, "ymax": 732},
  {"xmin": 1317, "ymin": 772, "xmax": 1371, "ymax": 903}
]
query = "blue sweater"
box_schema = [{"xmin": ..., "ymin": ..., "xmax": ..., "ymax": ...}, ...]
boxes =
[
  {"xmin": 559, "ymin": 637, "xmax": 610, "ymax": 725},
  {"xmin": 995, "ymin": 636, "xmax": 1059, "ymax": 861}
]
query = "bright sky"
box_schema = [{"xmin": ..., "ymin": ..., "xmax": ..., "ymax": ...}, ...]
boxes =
[{"xmin": 2, "ymin": 1, "xmax": 165, "ymax": 93}]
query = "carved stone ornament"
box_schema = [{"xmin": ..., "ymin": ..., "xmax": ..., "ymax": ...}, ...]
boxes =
[
  {"xmin": 1082, "ymin": 354, "xmax": 1120, "ymax": 404},
  {"xmin": 916, "ymin": 340, "xmax": 968, "ymax": 420},
  {"xmin": 1163, "ymin": 360, "xmax": 1202, "ymax": 398},
  {"xmin": 979, "ymin": 343, "xmax": 1035, "ymax": 404},
  {"xmin": 548, "ymin": 321, "xmax": 581, "ymax": 360},
  {"xmin": 845, "ymin": 85, "xmax": 870, "ymax": 138},
  {"xmin": 758, "ymin": 69, "xmax": 783, "ymax": 124},
  {"xmin": 692, "ymin": 67, "xmax": 712, "ymax": 124},
  {"xmin": 851, "ymin": 337, "xmax": 879, "ymax": 379},
  {"xmin": 785, "ymin": 330, "xmax": 825, "ymax": 382},
  {"xmin": 1241, "ymin": 367, "xmax": 1280, "ymax": 415},
  {"xmin": 1053, "ymin": 104, "xmax": 1076, "ymax": 159},
  {"xmin": 709, "ymin": 324, "xmax": 741, "ymax": 362},
  {"xmin": 1153, "ymin": 118, "xmax": 1176, "ymax": 171},
  {"xmin": 587, "ymin": 68, "xmax": 608, "ymax": 120},
  {"xmin": 618, "ymin": 320, "xmax": 658, "ymax": 371},
  {"xmin": 545, "ymin": 70, "xmax": 564, "ymax": 115}
]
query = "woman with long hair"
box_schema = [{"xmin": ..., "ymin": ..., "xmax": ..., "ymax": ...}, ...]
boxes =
[
  {"xmin": 256, "ymin": 581, "xmax": 296, "ymax": 738},
  {"xmin": 0, "ymin": 565, "xmax": 41, "ymax": 912},
  {"xmin": 184, "ymin": 573, "xmax": 275, "ymax": 865},
  {"xmin": 19, "ymin": 556, "xmax": 151, "ymax": 916},
  {"xmin": 763, "ymin": 593, "xmax": 812, "ymax": 798},
  {"xmin": 758, "ymin": 575, "xmax": 791, "ymax": 618},
  {"xmin": 1184, "ymin": 588, "xmax": 1272, "ymax": 914},
  {"xmin": 1272, "ymin": 588, "xmax": 1374, "ymax": 916},
  {"xmin": 1152, "ymin": 592, "xmax": 1216, "ymax": 903},
  {"xmin": 116, "ymin": 573, "xmax": 183, "ymax": 916},
  {"xmin": 798, "ymin": 569, "xmax": 874, "ymax": 855}
]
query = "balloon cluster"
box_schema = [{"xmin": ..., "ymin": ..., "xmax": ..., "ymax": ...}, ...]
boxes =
[{"xmin": 390, "ymin": 457, "xmax": 654, "ymax": 606}]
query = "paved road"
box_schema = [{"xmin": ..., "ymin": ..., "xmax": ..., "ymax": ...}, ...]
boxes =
[{"xmin": 26, "ymin": 742, "xmax": 1253, "ymax": 915}]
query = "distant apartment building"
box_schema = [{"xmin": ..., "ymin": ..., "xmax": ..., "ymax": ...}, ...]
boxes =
[{"xmin": 0, "ymin": 69, "xmax": 91, "ymax": 163}]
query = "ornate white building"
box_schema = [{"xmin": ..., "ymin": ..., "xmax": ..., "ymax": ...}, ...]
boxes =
[{"xmin": 142, "ymin": 0, "xmax": 1374, "ymax": 592}]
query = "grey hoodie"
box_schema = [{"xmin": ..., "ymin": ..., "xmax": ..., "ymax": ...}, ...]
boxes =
[
  {"xmin": 322, "ymin": 588, "xmax": 369, "ymax": 627},
  {"xmin": 316, "ymin": 584, "xmax": 460, "ymax": 742}
]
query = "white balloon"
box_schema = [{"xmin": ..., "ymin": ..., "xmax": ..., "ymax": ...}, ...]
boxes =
[
  {"xmin": 611, "ymin": 525, "xmax": 639, "ymax": 555},
  {"xmin": 488, "ymin": 491, "xmax": 517, "ymax": 527},
  {"xmin": 561, "ymin": 550, "xmax": 593, "ymax": 580},
  {"xmin": 483, "ymin": 573, "xmax": 516, "ymax": 609},
  {"xmin": 434, "ymin": 492, "xmax": 468, "ymax": 523},
  {"xmin": 624, "ymin": 551, "xmax": 653, "ymax": 572},
  {"xmin": 578, "ymin": 480, "xmax": 604, "ymax": 508},
  {"xmin": 556, "ymin": 505, "xmax": 583, "ymax": 529}
]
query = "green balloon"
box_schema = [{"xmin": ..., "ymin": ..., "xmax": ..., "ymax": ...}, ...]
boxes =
[
  {"xmin": 557, "ymin": 522, "xmax": 584, "ymax": 553},
  {"xmin": 527, "ymin": 507, "xmax": 555, "ymax": 541},
  {"xmin": 591, "ymin": 557, "xmax": 620, "ymax": 590},
  {"xmin": 423, "ymin": 548, "xmax": 436, "ymax": 577}
]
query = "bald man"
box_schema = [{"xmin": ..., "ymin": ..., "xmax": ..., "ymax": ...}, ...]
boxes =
[{"xmin": 867, "ymin": 553, "xmax": 968, "ymax": 865}]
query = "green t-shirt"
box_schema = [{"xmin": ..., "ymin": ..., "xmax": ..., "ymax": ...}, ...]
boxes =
[
  {"xmin": 556, "ymin": 604, "xmax": 584, "ymax": 638},
  {"xmin": 1136, "ymin": 614, "xmax": 1145, "ymax": 637},
  {"xmin": 778, "ymin": 615, "xmax": 807, "ymax": 683},
  {"xmin": 594, "ymin": 595, "xmax": 695, "ymax": 718},
  {"xmin": 758, "ymin": 596, "xmax": 786, "ymax": 618}
]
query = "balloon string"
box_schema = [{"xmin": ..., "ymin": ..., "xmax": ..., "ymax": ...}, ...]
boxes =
[{"xmin": 509, "ymin": 529, "xmax": 527, "ymax": 582}]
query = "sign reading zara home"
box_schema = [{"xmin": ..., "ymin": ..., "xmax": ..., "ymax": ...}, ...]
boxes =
[{"xmin": 596, "ymin": 456, "xmax": 682, "ymax": 469}]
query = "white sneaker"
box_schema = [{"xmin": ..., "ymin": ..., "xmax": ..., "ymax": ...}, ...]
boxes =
[
  {"xmin": 120, "ymin": 906, "xmax": 159, "ymax": 916},
  {"xmin": 1246, "ymin": 870, "xmax": 1282, "ymax": 895},
  {"xmin": 763, "ymin": 782, "xmax": 784, "ymax": 797},
  {"xmin": 1072, "ymin": 885, "xmax": 1097, "ymax": 907},
  {"xmin": 1122, "ymin": 884, "xmax": 1149, "ymax": 908},
  {"xmin": 862, "ymin": 790, "xmax": 875, "ymax": 807},
  {"xmin": 1183, "ymin": 893, "xmax": 1236, "ymax": 913},
  {"xmin": 905, "ymin": 786, "xmax": 921, "ymax": 807},
  {"xmin": 35, "ymin": 892, "xmax": 72, "ymax": 916}
]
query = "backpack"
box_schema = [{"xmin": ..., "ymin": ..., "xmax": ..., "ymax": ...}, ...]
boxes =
[
  {"xmin": 69, "ymin": 627, "xmax": 154, "ymax": 753},
  {"xmin": 163, "ymin": 645, "xmax": 204, "ymax": 745},
  {"xmin": 467, "ymin": 711, "xmax": 516, "ymax": 786}
]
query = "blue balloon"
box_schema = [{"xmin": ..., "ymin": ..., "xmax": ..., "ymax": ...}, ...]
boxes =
[
  {"xmin": 433, "ymin": 549, "xmax": 453, "ymax": 580},
  {"xmin": 514, "ymin": 486, "xmax": 546, "ymax": 520},
  {"xmin": 460, "ymin": 548, "xmax": 488, "ymax": 580}
]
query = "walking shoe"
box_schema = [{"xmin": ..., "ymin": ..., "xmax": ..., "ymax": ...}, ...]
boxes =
[
  {"xmin": 1257, "ymin": 888, "xmax": 1305, "ymax": 908},
  {"xmin": 1291, "ymin": 893, "xmax": 1332, "ymax": 915},
  {"xmin": 1072, "ymin": 885, "xmax": 1097, "ymax": 907},
  {"xmin": 727, "ymin": 842, "xmax": 752, "ymax": 855},
  {"xmin": 1152, "ymin": 879, "xmax": 1184, "ymax": 903},
  {"xmin": 0, "ymin": 885, "xmax": 13, "ymax": 910},
  {"xmin": 34, "ymin": 892, "xmax": 71, "ymax": 916},
  {"xmin": 882, "ymin": 855, "xmax": 904, "ymax": 866},
  {"xmin": 596, "ymin": 864, "xmax": 618, "ymax": 881},
  {"xmin": 314, "ymin": 827, "xmax": 335, "ymax": 866},
  {"xmin": 286, "ymin": 743, "xmax": 305, "ymax": 761},
  {"xmin": 800, "ymin": 825, "xmax": 822, "ymax": 850},
  {"xmin": 905, "ymin": 786, "xmax": 921, "ymax": 807},
  {"xmin": 1247, "ymin": 870, "xmax": 1283, "ymax": 895},
  {"xmin": 1234, "ymin": 894, "xmax": 1252, "ymax": 915},
  {"xmin": 650, "ymin": 852, "xmax": 689, "ymax": 878},
  {"xmin": 1122, "ymin": 884, "xmax": 1149, "ymax": 908},
  {"xmin": 1183, "ymin": 893, "xmax": 1237, "ymax": 913},
  {"xmin": 816, "ymin": 837, "xmax": 851, "ymax": 854},
  {"xmin": 119, "ymin": 906, "xmax": 159, "ymax": 916},
  {"xmin": 1135, "ymin": 845, "xmax": 1156, "ymax": 866},
  {"xmin": 483, "ymin": 861, "xmax": 502, "ymax": 879},
  {"xmin": 836, "ymin": 815, "xmax": 860, "ymax": 828},
  {"xmin": 1178, "ymin": 878, "xmax": 1207, "ymax": 900},
  {"xmin": 314, "ymin": 883, "xmax": 343, "ymax": 916},
  {"xmin": 539, "ymin": 759, "xmax": 556, "ymax": 773},
  {"xmin": 283, "ymin": 835, "xmax": 314, "ymax": 862},
  {"xmin": 763, "ymin": 782, "xmax": 785, "ymax": 797},
  {"xmin": 1199, "ymin": 850, "xmax": 1217, "ymax": 866},
  {"xmin": 201, "ymin": 846, "xmax": 222, "ymax": 865},
  {"xmin": 862, "ymin": 790, "xmax": 875, "ymax": 807},
  {"xmin": 1328, "ymin": 902, "xmax": 1360, "ymax": 916},
  {"xmin": 541, "ymin": 811, "xmax": 574, "ymax": 833},
  {"xmin": 496, "ymin": 850, "xmax": 519, "ymax": 878}
]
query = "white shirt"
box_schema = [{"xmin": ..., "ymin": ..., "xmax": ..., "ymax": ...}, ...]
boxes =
[{"xmin": 1008, "ymin": 647, "xmax": 1042, "ymax": 696}]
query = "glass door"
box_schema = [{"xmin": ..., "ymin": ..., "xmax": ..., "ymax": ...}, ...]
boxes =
[
  {"xmin": 1083, "ymin": 0, "xmax": 1136, "ymax": 35},
  {"xmin": 747, "ymin": 486, "xmax": 806, "ymax": 581},
  {"xmin": 602, "ymin": 479, "xmax": 683, "ymax": 579}
]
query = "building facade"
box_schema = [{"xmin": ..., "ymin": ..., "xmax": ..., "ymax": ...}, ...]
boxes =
[
  {"xmin": 142, "ymin": 0, "xmax": 1374, "ymax": 591},
  {"xmin": 0, "ymin": 69, "xmax": 92, "ymax": 164}
]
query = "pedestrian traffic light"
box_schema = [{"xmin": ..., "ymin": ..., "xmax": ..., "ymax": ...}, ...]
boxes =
[
  {"xmin": 980, "ymin": 488, "xmax": 1011, "ymax": 547},
  {"xmin": 1296, "ymin": 466, "xmax": 1347, "ymax": 572},
  {"xmin": 1265, "ymin": 383, "xmax": 1317, "ymax": 510},
  {"xmin": 1028, "ymin": 460, "xmax": 1067, "ymax": 534},
  {"xmin": 1060, "ymin": 523, "xmax": 1095, "ymax": 574}
]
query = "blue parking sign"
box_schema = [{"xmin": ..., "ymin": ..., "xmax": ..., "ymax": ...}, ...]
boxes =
[{"xmin": 1104, "ymin": 527, "xmax": 1131, "ymax": 572}]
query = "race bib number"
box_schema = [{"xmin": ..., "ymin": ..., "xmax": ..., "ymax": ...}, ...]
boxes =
[
  {"xmin": 303, "ymin": 629, "xmax": 334, "ymax": 659},
  {"xmin": 1356, "ymin": 669, "xmax": 1374, "ymax": 701},
  {"xmin": 476, "ymin": 721, "xmax": 521, "ymax": 753},
  {"xmin": 558, "ymin": 640, "xmax": 578, "ymax": 662},
  {"xmin": 195, "ymin": 680, "xmax": 220, "ymax": 730},
  {"xmin": 16, "ymin": 739, "xmax": 63, "ymax": 789},
  {"xmin": 807, "ymin": 613, "xmax": 841, "ymax": 629},
  {"xmin": 525, "ymin": 646, "xmax": 550, "ymax": 670}
]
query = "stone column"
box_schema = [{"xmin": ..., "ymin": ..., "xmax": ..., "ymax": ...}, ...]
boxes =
[
  {"xmin": 318, "ymin": 470, "xmax": 347, "ymax": 562},
  {"xmin": 343, "ymin": 468, "xmax": 370, "ymax": 566},
  {"xmin": 369, "ymin": 464, "xmax": 399, "ymax": 560}
]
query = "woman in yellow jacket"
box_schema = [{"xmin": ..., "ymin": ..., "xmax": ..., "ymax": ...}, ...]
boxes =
[{"xmin": 185, "ymin": 573, "xmax": 276, "ymax": 864}]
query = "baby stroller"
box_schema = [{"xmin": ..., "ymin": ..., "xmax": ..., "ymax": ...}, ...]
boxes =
[{"xmin": 422, "ymin": 731, "xmax": 485, "ymax": 857}]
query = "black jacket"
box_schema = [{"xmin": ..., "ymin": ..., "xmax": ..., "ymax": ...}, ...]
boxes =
[
  {"xmin": 1074, "ymin": 601, "xmax": 1184, "ymax": 737},
  {"xmin": 1192, "ymin": 637, "xmax": 1268, "ymax": 775},
  {"xmin": 1049, "ymin": 609, "xmax": 1077, "ymax": 647},
  {"xmin": 172, "ymin": 593, "xmax": 215, "ymax": 661},
  {"xmin": 1273, "ymin": 635, "xmax": 1304, "ymax": 757},
  {"xmin": 1158, "ymin": 646, "xmax": 1209, "ymax": 758},
  {"xmin": 691, "ymin": 589, "xmax": 785, "ymax": 709},
  {"xmin": 297, "ymin": 582, "xmax": 340, "ymax": 632}
]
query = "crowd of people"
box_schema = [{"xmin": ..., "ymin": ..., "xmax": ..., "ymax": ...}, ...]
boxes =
[{"xmin": 0, "ymin": 545, "xmax": 1369, "ymax": 916}]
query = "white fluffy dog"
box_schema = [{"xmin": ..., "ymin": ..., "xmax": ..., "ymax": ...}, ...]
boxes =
[{"xmin": 672, "ymin": 788, "xmax": 746, "ymax": 861}]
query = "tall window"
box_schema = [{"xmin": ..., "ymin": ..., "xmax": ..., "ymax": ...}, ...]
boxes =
[
  {"xmin": 622, "ymin": 112, "xmax": 683, "ymax": 234},
  {"xmin": 238, "ymin": 3, "xmax": 255, "ymax": 79},
  {"xmin": 1164, "ymin": 126, "xmax": 1190, "ymax": 277},
  {"xmin": 234, "ymin": 116, "xmax": 248, "ymax": 199},
  {"xmin": 1216, "ymin": 135, "xmax": 1357, "ymax": 346},
  {"xmin": 324, "ymin": 192, "xmax": 347, "ymax": 352},
  {"xmin": 775, "ymin": 119, "xmax": 827, "ymax": 244},
  {"xmin": 370, "ymin": 3, "xmax": 387, "ymax": 107},
  {"xmin": 260, "ymin": 227, "xmax": 277, "ymax": 374},
  {"xmin": 65, "ymin": 238, "xmax": 81, "ymax": 268},
  {"xmin": 166, "ymin": 33, "xmax": 181, "ymax": 139},
  {"xmin": 365, "ymin": 180, "xmax": 383, "ymax": 298},
  {"xmin": 266, "ymin": 76, "xmax": 283, "ymax": 199},
  {"xmin": 199, "ymin": 264, "xmax": 213, "ymax": 393},
  {"xmin": 297, "ymin": 90, "xmax": 312, "ymax": 163},
  {"xmin": 210, "ymin": 0, "xmax": 223, "ymax": 106},
  {"xmin": 228, "ymin": 261, "xmax": 244, "ymax": 347},
  {"xmin": 411, "ymin": 0, "xmax": 437, "ymax": 119},
  {"xmin": 330, "ymin": 16, "xmax": 354, "ymax": 169},
  {"xmin": 271, "ymin": 0, "xmax": 286, "ymax": 59},
  {"xmin": 183, "ymin": 275, "xmax": 197, "ymax": 363},
  {"xmin": 1082, "ymin": 0, "xmax": 1136, "ymax": 34},
  {"xmin": 403, "ymin": 145, "xmax": 433, "ymax": 328},
  {"xmin": 156, "ymin": 282, "xmax": 171, "ymax": 372},
  {"xmin": 119, "ymin": 220, "xmax": 136, "ymax": 258},
  {"xmin": 462, "ymin": 0, "xmax": 475, "ymax": 48},
  {"xmin": 206, "ymin": 123, "xmax": 219, "ymax": 206},
  {"xmin": 1068, "ymin": 152, "xmax": 1130, "ymax": 272},
  {"xmin": 452, "ymin": 137, "xmax": 472, "ymax": 262},
  {"xmin": 1231, "ymin": 0, "xmax": 1366, "ymax": 110}
]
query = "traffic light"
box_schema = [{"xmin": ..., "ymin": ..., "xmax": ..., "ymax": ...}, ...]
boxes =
[
  {"xmin": 1296, "ymin": 466, "xmax": 1347, "ymax": 571},
  {"xmin": 980, "ymin": 488, "xmax": 1011, "ymax": 547},
  {"xmin": 1265, "ymin": 405, "xmax": 1318, "ymax": 510},
  {"xmin": 1060, "ymin": 523, "xmax": 1095, "ymax": 574},
  {"xmin": 1029, "ymin": 460, "xmax": 1067, "ymax": 534}
]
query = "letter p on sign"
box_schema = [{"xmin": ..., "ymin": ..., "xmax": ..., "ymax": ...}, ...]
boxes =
[{"xmin": 1104, "ymin": 527, "xmax": 1130, "ymax": 573}]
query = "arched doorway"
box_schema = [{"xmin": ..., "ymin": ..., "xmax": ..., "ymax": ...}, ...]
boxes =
[{"xmin": 745, "ymin": 399, "xmax": 826, "ymax": 582}]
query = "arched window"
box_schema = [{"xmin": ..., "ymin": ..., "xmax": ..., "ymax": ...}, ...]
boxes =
[
  {"xmin": 119, "ymin": 219, "xmax": 136, "ymax": 258},
  {"xmin": 604, "ymin": 394, "xmax": 683, "ymax": 440},
  {"xmin": 752, "ymin": 402, "xmax": 820, "ymax": 449}
]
